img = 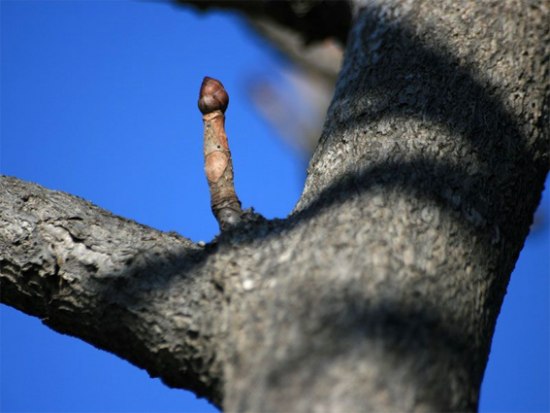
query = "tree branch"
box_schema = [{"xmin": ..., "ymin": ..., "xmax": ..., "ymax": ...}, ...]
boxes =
[
  {"xmin": 175, "ymin": 0, "xmax": 352, "ymax": 45},
  {"xmin": 0, "ymin": 176, "xmax": 224, "ymax": 406}
]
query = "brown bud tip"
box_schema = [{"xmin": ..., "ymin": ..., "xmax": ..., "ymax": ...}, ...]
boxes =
[{"xmin": 198, "ymin": 76, "xmax": 229, "ymax": 114}]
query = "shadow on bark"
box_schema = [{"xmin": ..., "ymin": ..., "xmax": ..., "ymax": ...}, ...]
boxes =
[
  {"xmin": 183, "ymin": 7, "xmax": 546, "ymax": 406},
  {"xmin": 85, "ymin": 245, "xmax": 224, "ymax": 404},
  {"xmin": 214, "ymin": 2, "xmax": 547, "ymax": 340},
  {"xmin": 106, "ymin": 5, "xmax": 545, "ymax": 402},
  {"xmin": 215, "ymin": 5, "xmax": 547, "ymax": 253},
  {"xmin": 258, "ymin": 287, "xmax": 480, "ymax": 410},
  {"xmin": 8, "ymin": 5, "xmax": 545, "ymax": 408},
  {"xmin": 298, "ymin": 5, "xmax": 547, "ymax": 237}
]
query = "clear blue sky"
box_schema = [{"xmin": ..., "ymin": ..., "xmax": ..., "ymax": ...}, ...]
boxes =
[{"xmin": 1, "ymin": 2, "xmax": 548, "ymax": 412}]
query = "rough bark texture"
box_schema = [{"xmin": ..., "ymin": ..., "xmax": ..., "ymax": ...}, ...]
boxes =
[
  {"xmin": 1, "ymin": 0, "xmax": 548, "ymax": 412},
  {"xmin": 0, "ymin": 177, "xmax": 224, "ymax": 405}
]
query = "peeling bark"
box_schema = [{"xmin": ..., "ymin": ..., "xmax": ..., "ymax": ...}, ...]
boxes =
[{"xmin": 1, "ymin": 0, "xmax": 548, "ymax": 411}]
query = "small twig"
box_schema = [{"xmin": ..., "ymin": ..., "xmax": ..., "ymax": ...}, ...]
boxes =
[{"xmin": 198, "ymin": 76, "xmax": 243, "ymax": 231}]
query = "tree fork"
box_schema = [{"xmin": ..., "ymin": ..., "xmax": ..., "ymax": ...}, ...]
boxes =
[{"xmin": 0, "ymin": 1, "xmax": 548, "ymax": 412}]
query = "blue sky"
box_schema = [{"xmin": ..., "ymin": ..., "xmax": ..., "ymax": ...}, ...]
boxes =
[{"xmin": 1, "ymin": 1, "xmax": 548, "ymax": 412}]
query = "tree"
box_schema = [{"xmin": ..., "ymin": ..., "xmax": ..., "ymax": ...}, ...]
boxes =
[{"xmin": 1, "ymin": 1, "xmax": 548, "ymax": 411}]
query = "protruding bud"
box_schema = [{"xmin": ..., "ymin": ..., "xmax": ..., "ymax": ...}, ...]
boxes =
[
  {"xmin": 198, "ymin": 76, "xmax": 229, "ymax": 114},
  {"xmin": 199, "ymin": 76, "xmax": 241, "ymax": 231}
]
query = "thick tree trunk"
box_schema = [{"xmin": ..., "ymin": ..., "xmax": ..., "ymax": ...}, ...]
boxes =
[{"xmin": 1, "ymin": 1, "xmax": 548, "ymax": 412}]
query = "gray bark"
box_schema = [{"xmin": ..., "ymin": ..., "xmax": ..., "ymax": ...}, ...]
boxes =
[
  {"xmin": 1, "ymin": 1, "xmax": 548, "ymax": 412},
  {"xmin": 0, "ymin": 177, "xmax": 224, "ymax": 403}
]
